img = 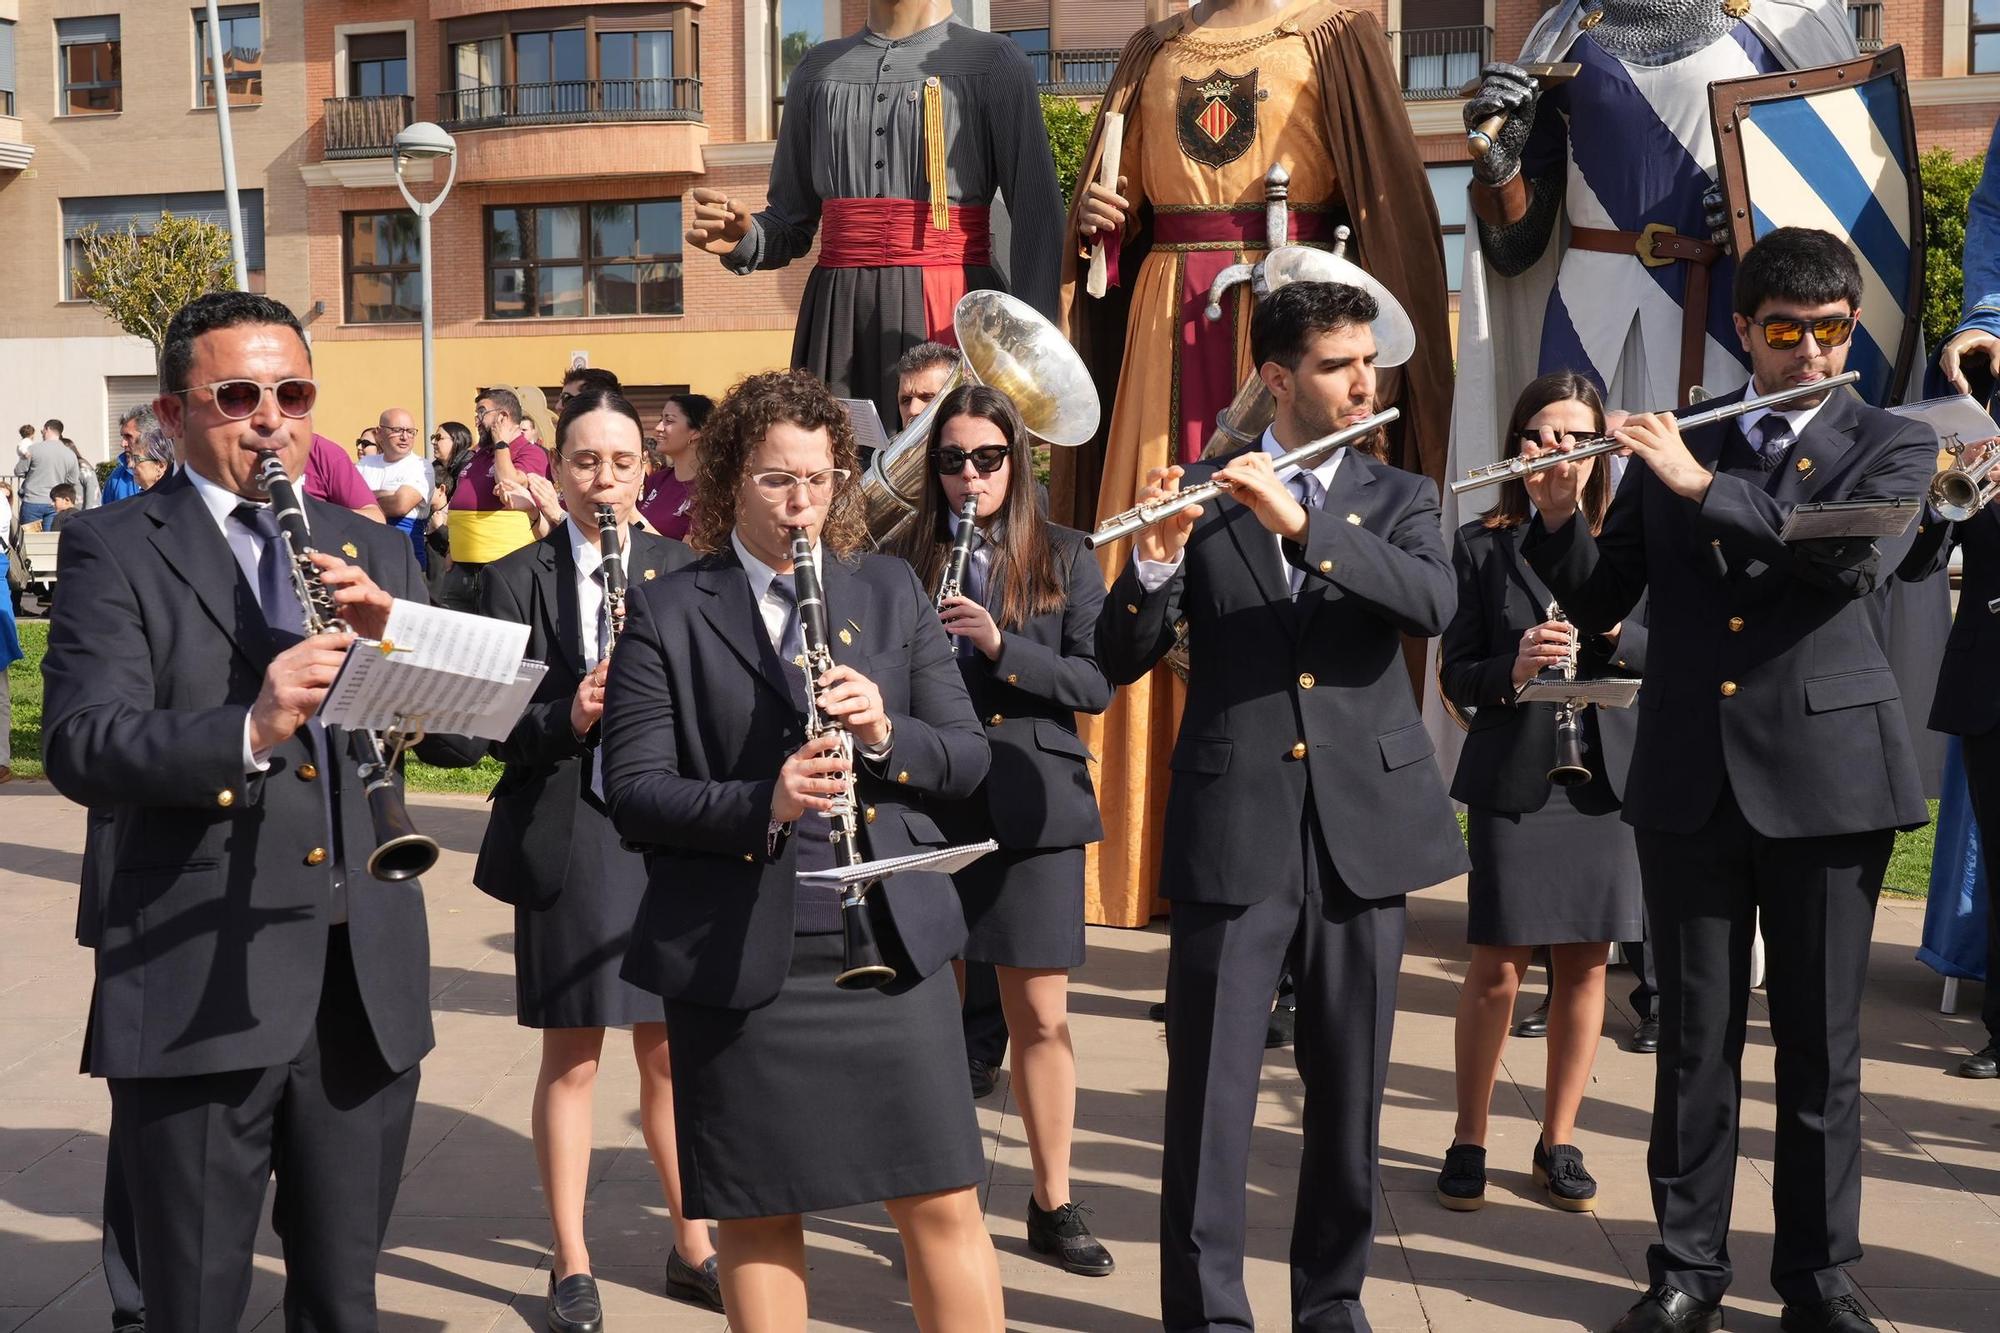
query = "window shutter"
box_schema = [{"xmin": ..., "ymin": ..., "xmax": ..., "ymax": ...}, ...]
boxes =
[{"xmin": 56, "ymin": 16, "xmax": 121, "ymax": 45}]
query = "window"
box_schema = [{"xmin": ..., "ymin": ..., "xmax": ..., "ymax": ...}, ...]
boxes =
[
  {"xmin": 349, "ymin": 32, "xmax": 409, "ymax": 98},
  {"xmin": 450, "ymin": 37, "xmax": 504, "ymax": 121},
  {"xmin": 1, "ymin": 20, "xmax": 17, "ymax": 117},
  {"xmin": 1426, "ymin": 163, "xmax": 1472, "ymax": 294},
  {"xmin": 513, "ymin": 27, "xmax": 588, "ymax": 117},
  {"xmin": 1977, "ymin": 0, "xmax": 2000, "ymax": 74},
  {"xmin": 63, "ymin": 190, "xmax": 266, "ymax": 300},
  {"xmin": 195, "ymin": 5, "xmax": 262, "ymax": 108},
  {"xmin": 1002, "ymin": 28, "xmax": 1050, "ymax": 84},
  {"xmin": 771, "ymin": 0, "xmax": 825, "ymax": 121},
  {"xmin": 487, "ymin": 200, "xmax": 684, "ymax": 318},
  {"xmin": 345, "ymin": 213, "xmax": 422, "ymax": 323},
  {"xmin": 599, "ymin": 30, "xmax": 673, "ymax": 110},
  {"xmin": 1400, "ymin": 0, "xmax": 1485, "ymax": 98},
  {"xmin": 58, "ymin": 17, "xmax": 121, "ymax": 116}
]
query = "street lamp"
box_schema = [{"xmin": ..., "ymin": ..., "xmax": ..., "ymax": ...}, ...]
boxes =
[{"xmin": 392, "ymin": 121, "xmax": 459, "ymax": 461}]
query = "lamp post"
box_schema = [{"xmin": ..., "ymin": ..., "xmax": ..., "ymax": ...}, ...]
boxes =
[{"xmin": 392, "ymin": 122, "xmax": 458, "ymax": 460}]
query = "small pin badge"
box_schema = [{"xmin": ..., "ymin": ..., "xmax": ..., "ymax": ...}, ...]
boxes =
[
  {"xmin": 341, "ymin": 542, "xmax": 359, "ymax": 558},
  {"xmin": 1346, "ymin": 513, "xmax": 1363, "ymax": 525},
  {"xmin": 643, "ymin": 568, "xmax": 656, "ymax": 580},
  {"xmin": 1795, "ymin": 457, "xmax": 1814, "ymax": 476},
  {"xmin": 838, "ymin": 628, "xmax": 853, "ymax": 645}
]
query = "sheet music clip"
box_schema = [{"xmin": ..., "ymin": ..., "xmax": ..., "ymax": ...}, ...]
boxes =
[
  {"xmin": 797, "ymin": 839, "xmax": 1000, "ymax": 891},
  {"xmin": 1777, "ymin": 497, "xmax": 1921, "ymax": 543},
  {"xmin": 1514, "ymin": 677, "xmax": 1642, "ymax": 708}
]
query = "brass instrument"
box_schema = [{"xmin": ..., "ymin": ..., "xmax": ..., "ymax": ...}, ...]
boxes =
[
  {"xmin": 1930, "ymin": 440, "xmax": 2000, "ymax": 522},
  {"xmin": 1448, "ymin": 372, "xmax": 1862, "ymax": 496},
  {"xmin": 862, "ymin": 291, "xmax": 1099, "ymax": 541},
  {"xmin": 1539, "ymin": 602, "xmax": 1590, "ymax": 788},
  {"xmin": 789, "ymin": 527, "xmax": 896, "ymax": 990},
  {"xmin": 256, "ymin": 454, "xmax": 440, "ymax": 883},
  {"xmin": 1088, "ymin": 408, "xmax": 1401, "ymax": 549},
  {"xmin": 593, "ymin": 502, "xmax": 627, "ymax": 651},
  {"xmin": 935, "ymin": 495, "xmax": 979, "ymax": 612}
]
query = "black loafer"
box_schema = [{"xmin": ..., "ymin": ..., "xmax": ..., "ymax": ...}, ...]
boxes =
[
  {"xmin": 546, "ymin": 1273, "xmax": 604, "ymax": 1333},
  {"xmin": 664, "ymin": 1247, "xmax": 724, "ymax": 1313},
  {"xmin": 1780, "ymin": 1294, "xmax": 1878, "ymax": 1333},
  {"xmin": 1610, "ymin": 1285, "xmax": 1722, "ymax": 1333},
  {"xmin": 1026, "ymin": 1198, "xmax": 1115, "ymax": 1276},
  {"xmin": 1631, "ymin": 1015, "xmax": 1661, "ymax": 1054},
  {"xmin": 1957, "ymin": 1043, "xmax": 1998, "ymax": 1079},
  {"xmin": 1435, "ymin": 1142, "xmax": 1486, "ymax": 1212},
  {"xmin": 1264, "ymin": 1004, "xmax": 1296, "ymax": 1049},
  {"xmin": 1147, "ymin": 1000, "xmax": 1167, "ymax": 1022},
  {"xmin": 969, "ymin": 1057, "xmax": 998, "ymax": 1099},
  {"xmin": 1512, "ymin": 999, "xmax": 1551, "ymax": 1039},
  {"xmin": 1533, "ymin": 1140, "xmax": 1598, "ymax": 1212}
]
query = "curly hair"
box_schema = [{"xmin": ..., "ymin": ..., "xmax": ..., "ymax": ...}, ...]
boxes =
[{"xmin": 690, "ymin": 369, "xmax": 868, "ymax": 557}]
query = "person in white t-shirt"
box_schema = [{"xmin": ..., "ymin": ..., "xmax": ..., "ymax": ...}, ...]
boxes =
[{"xmin": 358, "ymin": 407, "xmax": 434, "ymax": 571}]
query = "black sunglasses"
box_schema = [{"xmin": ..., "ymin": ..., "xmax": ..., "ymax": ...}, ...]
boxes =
[{"xmin": 932, "ymin": 445, "xmax": 1009, "ymax": 476}]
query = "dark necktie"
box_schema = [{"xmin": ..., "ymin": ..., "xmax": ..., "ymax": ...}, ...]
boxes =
[
  {"xmin": 232, "ymin": 503, "xmax": 304, "ymax": 637},
  {"xmin": 1287, "ymin": 472, "xmax": 1321, "ymax": 597},
  {"xmin": 768, "ymin": 574, "xmax": 803, "ymax": 663},
  {"xmin": 1750, "ymin": 416, "xmax": 1794, "ymax": 472}
]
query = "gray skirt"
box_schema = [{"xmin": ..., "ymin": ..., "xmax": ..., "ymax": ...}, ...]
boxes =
[
  {"xmin": 1466, "ymin": 774, "xmax": 1644, "ymax": 948},
  {"xmin": 956, "ymin": 845, "xmax": 1087, "ymax": 970},
  {"xmin": 664, "ymin": 932, "xmax": 985, "ymax": 1220},
  {"xmin": 514, "ymin": 802, "xmax": 661, "ymax": 1030}
]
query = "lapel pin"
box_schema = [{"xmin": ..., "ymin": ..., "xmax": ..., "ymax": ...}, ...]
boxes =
[
  {"xmin": 838, "ymin": 627, "xmax": 853, "ymax": 646},
  {"xmin": 643, "ymin": 568, "xmax": 656, "ymax": 580},
  {"xmin": 794, "ymin": 654, "xmax": 807, "ymax": 669},
  {"xmin": 1346, "ymin": 512, "xmax": 1363, "ymax": 525},
  {"xmin": 341, "ymin": 542, "xmax": 359, "ymax": 558},
  {"xmin": 1795, "ymin": 457, "xmax": 1814, "ymax": 479}
]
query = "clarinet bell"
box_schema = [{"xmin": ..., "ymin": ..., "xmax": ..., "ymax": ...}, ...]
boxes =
[
  {"xmin": 1547, "ymin": 706, "xmax": 1591, "ymax": 788},
  {"xmin": 1547, "ymin": 756, "xmax": 1592, "ymax": 788},
  {"xmin": 364, "ymin": 783, "xmax": 441, "ymax": 882},
  {"xmin": 834, "ymin": 890, "xmax": 897, "ymax": 991}
]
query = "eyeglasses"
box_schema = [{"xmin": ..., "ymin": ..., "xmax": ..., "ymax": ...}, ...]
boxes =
[
  {"xmin": 750, "ymin": 468, "xmax": 850, "ymax": 498},
  {"xmin": 932, "ymin": 445, "xmax": 1010, "ymax": 476},
  {"xmin": 382, "ymin": 425, "xmax": 417, "ymax": 437},
  {"xmin": 1752, "ymin": 315, "xmax": 1856, "ymax": 351},
  {"xmin": 181, "ymin": 378, "xmax": 317, "ymax": 420},
  {"xmin": 564, "ymin": 452, "xmax": 645, "ymax": 480}
]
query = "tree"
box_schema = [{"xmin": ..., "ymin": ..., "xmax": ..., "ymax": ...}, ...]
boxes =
[
  {"xmin": 72, "ymin": 211, "xmax": 237, "ymax": 356},
  {"xmin": 1041, "ymin": 94, "xmax": 1096, "ymax": 209},
  {"xmin": 1920, "ymin": 144, "xmax": 1987, "ymax": 351}
]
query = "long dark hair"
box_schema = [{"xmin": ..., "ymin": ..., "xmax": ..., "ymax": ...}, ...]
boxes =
[
  {"xmin": 691, "ymin": 370, "xmax": 867, "ymax": 557},
  {"xmin": 891, "ymin": 384, "xmax": 1065, "ymax": 630},
  {"xmin": 1481, "ymin": 372, "xmax": 1614, "ymax": 536}
]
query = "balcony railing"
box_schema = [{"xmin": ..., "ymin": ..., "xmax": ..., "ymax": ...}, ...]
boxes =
[
  {"xmin": 1849, "ymin": 1, "xmax": 1884, "ymax": 53},
  {"xmin": 1394, "ymin": 25, "xmax": 1492, "ymax": 101},
  {"xmin": 1027, "ymin": 49, "xmax": 1121, "ymax": 97},
  {"xmin": 439, "ymin": 77, "xmax": 703, "ymax": 130},
  {"xmin": 323, "ymin": 94, "xmax": 414, "ymax": 159}
]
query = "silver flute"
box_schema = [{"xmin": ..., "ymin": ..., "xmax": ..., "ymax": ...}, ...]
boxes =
[
  {"xmin": 935, "ymin": 495, "xmax": 979, "ymax": 611},
  {"xmin": 1448, "ymin": 371, "xmax": 1862, "ymax": 496},
  {"xmin": 1087, "ymin": 407, "xmax": 1401, "ymax": 549}
]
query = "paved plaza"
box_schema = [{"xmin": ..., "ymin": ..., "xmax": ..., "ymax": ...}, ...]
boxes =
[{"xmin": 1, "ymin": 784, "xmax": 1996, "ymax": 1331}]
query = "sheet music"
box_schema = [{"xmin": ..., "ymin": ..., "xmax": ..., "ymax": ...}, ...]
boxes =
[
  {"xmin": 1777, "ymin": 498, "xmax": 1921, "ymax": 542},
  {"xmin": 1889, "ymin": 394, "xmax": 1998, "ymax": 451},
  {"xmin": 317, "ymin": 599, "xmax": 546, "ymax": 741},
  {"xmin": 838, "ymin": 398, "xmax": 892, "ymax": 456},
  {"xmin": 798, "ymin": 839, "xmax": 1000, "ymax": 891},
  {"xmin": 1515, "ymin": 677, "xmax": 1642, "ymax": 708}
]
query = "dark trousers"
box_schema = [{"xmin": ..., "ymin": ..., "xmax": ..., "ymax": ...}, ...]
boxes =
[
  {"xmin": 961, "ymin": 959, "xmax": 1009, "ymax": 1066},
  {"xmin": 106, "ymin": 929, "xmax": 420, "ymax": 1333},
  {"xmin": 1161, "ymin": 818, "xmax": 1404, "ymax": 1333},
  {"xmin": 433, "ymin": 559, "xmax": 486, "ymax": 614},
  {"xmin": 102, "ymin": 1109, "xmax": 143, "ymax": 1330},
  {"xmin": 1625, "ymin": 926, "xmax": 1659, "ymax": 1020},
  {"xmin": 1963, "ymin": 729, "xmax": 2000, "ymax": 1047},
  {"xmin": 1635, "ymin": 791, "xmax": 1891, "ymax": 1309}
]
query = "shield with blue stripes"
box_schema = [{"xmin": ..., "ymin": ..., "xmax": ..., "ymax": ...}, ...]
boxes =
[{"xmin": 1710, "ymin": 49, "xmax": 1924, "ymax": 407}]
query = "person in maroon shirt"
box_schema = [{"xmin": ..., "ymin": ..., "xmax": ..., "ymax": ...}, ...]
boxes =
[
  {"xmin": 435, "ymin": 387, "xmax": 553, "ymax": 612},
  {"xmin": 637, "ymin": 393, "xmax": 711, "ymax": 540},
  {"xmin": 306, "ymin": 434, "xmax": 385, "ymax": 522}
]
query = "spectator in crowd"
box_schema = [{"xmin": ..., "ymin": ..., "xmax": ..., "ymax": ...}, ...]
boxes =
[
  {"xmin": 437, "ymin": 387, "xmax": 551, "ymax": 611},
  {"xmin": 16, "ymin": 423, "xmax": 32, "ymax": 453},
  {"xmin": 14, "ymin": 420, "xmax": 82, "ymax": 529},
  {"xmin": 358, "ymin": 437, "xmax": 382, "ymax": 458},
  {"xmin": 637, "ymin": 393, "xmax": 711, "ymax": 539},
  {"xmin": 358, "ymin": 425, "xmax": 381, "ymax": 452},
  {"xmin": 103, "ymin": 407, "xmax": 157, "ymax": 504},
  {"xmin": 424, "ymin": 420, "xmax": 475, "ymax": 582},
  {"xmin": 130, "ymin": 431, "xmax": 173, "ymax": 492},
  {"xmin": 58, "ymin": 438, "xmax": 100, "ymax": 509},
  {"xmin": 0, "ymin": 475, "xmax": 16, "ymax": 782},
  {"xmin": 558, "ymin": 365, "xmax": 622, "ymax": 409},
  {"xmin": 895, "ymin": 342, "xmax": 962, "ymax": 432},
  {"xmin": 306, "ymin": 433, "xmax": 387, "ymax": 522},
  {"xmin": 359, "ymin": 407, "xmax": 433, "ymax": 571},
  {"xmin": 46, "ymin": 483, "xmax": 81, "ymax": 531}
]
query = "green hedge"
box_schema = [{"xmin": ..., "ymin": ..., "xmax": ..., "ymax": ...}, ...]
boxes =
[{"xmin": 1922, "ymin": 145, "xmax": 1987, "ymax": 350}]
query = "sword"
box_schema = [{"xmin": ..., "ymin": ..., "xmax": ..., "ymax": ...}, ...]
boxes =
[
  {"xmin": 1463, "ymin": 62, "xmax": 1581, "ymax": 159},
  {"xmin": 1203, "ymin": 163, "xmax": 1293, "ymax": 321}
]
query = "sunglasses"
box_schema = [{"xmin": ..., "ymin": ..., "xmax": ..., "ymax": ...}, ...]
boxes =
[
  {"xmin": 932, "ymin": 445, "xmax": 1009, "ymax": 476},
  {"xmin": 1752, "ymin": 315, "xmax": 1856, "ymax": 351},
  {"xmin": 183, "ymin": 378, "xmax": 317, "ymax": 420}
]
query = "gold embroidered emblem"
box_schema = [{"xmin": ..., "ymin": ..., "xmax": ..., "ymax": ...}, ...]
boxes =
[
  {"xmin": 1721, "ymin": 0, "xmax": 1752, "ymax": 18},
  {"xmin": 1581, "ymin": 9, "xmax": 1605, "ymax": 29}
]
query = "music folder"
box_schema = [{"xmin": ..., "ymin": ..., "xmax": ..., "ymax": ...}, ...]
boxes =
[
  {"xmin": 798, "ymin": 839, "xmax": 1000, "ymax": 891},
  {"xmin": 317, "ymin": 599, "xmax": 547, "ymax": 741},
  {"xmin": 1777, "ymin": 497, "xmax": 1922, "ymax": 543},
  {"xmin": 837, "ymin": 398, "xmax": 892, "ymax": 457},
  {"xmin": 1514, "ymin": 677, "xmax": 1642, "ymax": 708}
]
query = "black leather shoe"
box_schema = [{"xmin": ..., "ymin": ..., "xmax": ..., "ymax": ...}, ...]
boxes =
[
  {"xmin": 1512, "ymin": 998, "xmax": 1550, "ymax": 1039},
  {"xmin": 1780, "ymin": 1294, "xmax": 1879, "ymax": 1333},
  {"xmin": 1609, "ymin": 1285, "xmax": 1722, "ymax": 1333},
  {"xmin": 546, "ymin": 1273, "xmax": 604, "ymax": 1333},
  {"xmin": 1435, "ymin": 1142, "xmax": 1486, "ymax": 1212},
  {"xmin": 1147, "ymin": 1000, "xmax": 1167, "ymax": 1022},
  {"xmin": 1265, "ymin": 1004, "xmax": 1296, "ymax": 1049},
  {"xmin": 664, "ymin": 1247, "xmax": 725, "ymax": 1313},
  {"xmin": 969, "ymin": 1057, "xmax": 998, "ymax": 1098},
  {"xmin": 1026, "ymin": 1198, "xmax": 1115, "ymax": 1276},
  {"xmin": 1533, "ymin": 1139, "xmax": 1598, "ymax": 1212},
  {"xmin": 1631, "ymin": 1015, "xmax": 1661, "ymax": 1054},
  {"xmin": 1957, "ymin": 1043, "xmax": 1998, "ymax": 1078}
]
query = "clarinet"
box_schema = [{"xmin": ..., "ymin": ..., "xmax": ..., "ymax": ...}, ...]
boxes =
[
  {"xmin": 935, "ymin": 495, "xmax": 980, "ymax": 611},
  {"xmin": 789, "ymin": 526, "xmax": 897, "ymax": 990},
  {"xmin": 1540, "ymin": 600, "xmax": 1590, "ymax": 788},
  {"xmin": 257, "ymin": 453, "xmax": 441, "ymax": 882},
  {"xmin": 593, "ymin": 503, "xmax": 626, "ymax": 654}
]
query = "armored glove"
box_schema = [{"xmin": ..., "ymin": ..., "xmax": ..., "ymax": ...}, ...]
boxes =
[{"xmin": 1465, "ymin": 63, "xmax": 1540, "ymax": 186}]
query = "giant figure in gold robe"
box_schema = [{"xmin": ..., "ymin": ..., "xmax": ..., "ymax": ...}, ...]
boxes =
[{"xmin": 1051, "ymin": 0, "xmax": 1454, "ymax": 927}]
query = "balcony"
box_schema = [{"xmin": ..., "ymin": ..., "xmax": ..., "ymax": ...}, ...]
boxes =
[
  {"xmin": 323, "ymin": 94, "xmax": 414, "ymax": 159},
  {"xmin": 1026, "ymin": 49, "xmax": 1122, "ymax": 97},
  {"xmin": 439, "ymin": 77, "xmax": 702, "ymax": 131},
  {"xmin": 1849, "ymin": 1, "xmax": 1884, "ymax": 54},
  {"xmin": 1394, "ymin": 26, "xmax": 1492, "ymax": 102}
]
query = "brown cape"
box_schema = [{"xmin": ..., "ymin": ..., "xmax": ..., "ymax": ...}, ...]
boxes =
[{"xmin": 1049, "ymin": 2, "xmax": 1455, "ymax": 528}]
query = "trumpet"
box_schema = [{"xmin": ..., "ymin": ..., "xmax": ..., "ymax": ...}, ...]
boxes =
[
  {"xmin": 789, "ymin": 527, "xmax": 897, "ymax": 991},
  {"xmin": 256, "ymin": 454, "xmax": 440, "ymax": 883},
  {"xmin": 1540, "ymin": 602, "xmax": 1590, "ymax": 788},
  {"xmin": 1930, "ymin": 440, "xmax": 2000, "ymax": 522},
  {"xmin": 593, "ymin": 503, "xmax": 627, "ymax": 652},
  {"xmin": 935, "ymin": 495, "xmax": 979, "ymax": 611},
  {"xmin": 1448, "ymin": 372, "xmax": 1862, "ymax": 496},
  {"xmin": 1087, "ymin": 408, "xmax": 1401, "ymax": 549}
]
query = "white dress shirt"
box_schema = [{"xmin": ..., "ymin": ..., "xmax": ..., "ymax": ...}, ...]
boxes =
[
  {"xmin": 1133, "ymin": 426, "xmax": 1347, "ymax": 592},
  {"xmin": 187, "ymin": 467, "xmax": 291, "ymax": 775},
  {"xmin": 1734, "ymin": 376, "xmax": 1835, "ymax": 455}
]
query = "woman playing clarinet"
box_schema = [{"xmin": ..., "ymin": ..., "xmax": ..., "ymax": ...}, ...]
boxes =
[
  {"xmin": 602, "ymin": 369, "xmax": 1004, "ymax": 1331},
  {"xmin": 1435, "ymin": 371, "xmax": 1647, "ymax": 1216},
  {"xmin": 890, "ymin": 383, "xmax": 1116, "ymax": 1276}
]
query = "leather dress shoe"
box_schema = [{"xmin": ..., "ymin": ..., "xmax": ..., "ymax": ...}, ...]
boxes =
[
  {"xmin": 1026, "ymin": 1197, "xmax": 1115, "ymax": 1276},
  {"xmin": 969, "ymin": 1057, "xmax": 998, "ymax": 1099},
  {"xmin": 1780, "ymin": 1294, "xmax": 1879, "ymax": 1333},
  {"xmin": 1957, "ymin": 1043, "xmax": 1998, "ymax": 1078},
  {"xmin": 664, "ymin": 1247, "xmax": 725, "ymax": 1312},
  {"xmin": 1609, "ymin": 1284, "xmax": 1722, "ymax": 1333},
  {"xmin": 1147, "ymin": 1000, "xmax": 1167, "ymax": 1022},
  {"xmin": 1265, "ymin": 1003, "xmax": 1296, "ymax": 1049},
  {"xmin": 546, "ymin": 1272, "xmax": 604, "ymax": 1333},
  {"xmin": 1512, "ymin": 998, "xmax": 1551, "ymax": 1039},
  {"xmin": 1631, "ymin": 1015, "xmax": 1661, "ymax": 1054}
]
